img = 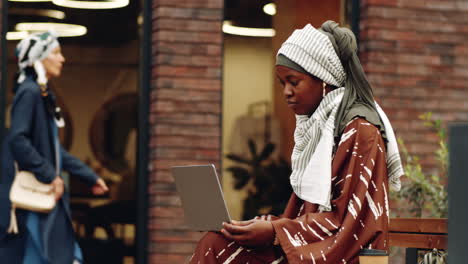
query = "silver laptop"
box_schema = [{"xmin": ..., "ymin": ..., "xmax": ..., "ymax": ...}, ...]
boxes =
[{"xmin": 172, "ymin": 164, "xmax": 231, "ymax": 231}]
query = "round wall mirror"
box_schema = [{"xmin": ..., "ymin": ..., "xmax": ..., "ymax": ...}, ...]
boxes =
[{"xmin": 89, "ymin": 92, "xmax": 138, "ymax": 174}]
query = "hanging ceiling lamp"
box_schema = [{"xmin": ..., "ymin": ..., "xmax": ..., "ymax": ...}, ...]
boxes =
[
  {"xmin": 6, "ymin": 31, "xmax": 29, "ymax": 40},
  {"xmin": 52, "ymin": 0, "xmax": 129, "ymax": 9},
  {"xmin": 263, "ymin": 3, "xmax": 276, "ymax": 16},
  {"xmin": 7, "ymin": 5, "xmax": 83, "ymax": 41},
  {"xmin": 222, "ymin": 20, "xmax": 275, "ymax": 37},
  {"xmin": 15, "ymin": 22, "xmax": 87, "ymax": 37}
]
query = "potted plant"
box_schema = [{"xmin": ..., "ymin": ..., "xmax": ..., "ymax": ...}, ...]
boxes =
[{"xmin": 226, "ymin": 139, "xmax": 292, "ymax": 220}]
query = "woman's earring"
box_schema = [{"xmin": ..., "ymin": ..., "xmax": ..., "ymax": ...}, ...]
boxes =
[{"xmin": 322, "ymin": 82, "xmax": 327, "ymax": 97}]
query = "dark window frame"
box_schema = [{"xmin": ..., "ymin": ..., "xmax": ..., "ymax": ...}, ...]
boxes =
[{"xmin": 136, "ymin": 0, "xmax": 151, "ymax": 263}]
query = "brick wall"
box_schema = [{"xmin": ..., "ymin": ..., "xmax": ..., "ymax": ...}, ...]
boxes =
[
  {"xmin": 149, "ymin": 0, "xmax": 224, "ymax": 262},
  {"xmin": 360, "ymin": 0, "xmax": 468, "ymax": 170}
]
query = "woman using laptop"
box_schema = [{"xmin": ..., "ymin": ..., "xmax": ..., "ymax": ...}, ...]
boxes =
[{"xmin": 190, "ymin": 20, "xmax": 403, "ymax": 263}]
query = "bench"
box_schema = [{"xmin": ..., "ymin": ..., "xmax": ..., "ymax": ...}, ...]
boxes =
[{"xmin": 389, "ymin": 218, "xmax": 447, "ymax": 263}]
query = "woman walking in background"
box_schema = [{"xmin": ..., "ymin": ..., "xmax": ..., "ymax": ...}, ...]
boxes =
[
  {"xmin": 0, "ymin": 31, "xmax": 108, "ymax": 264},
  {"xmin": 190, "ymin": 20, "xmax": 404, "ymax": 263}
]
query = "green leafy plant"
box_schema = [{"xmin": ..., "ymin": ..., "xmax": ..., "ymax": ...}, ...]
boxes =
[
  {"xmin": 389, "ymin": 113, "xmax": 449, "ymax": 264},
  {"xmin": 392, "ymin": 112, "xmax": 448, "ymax": 218},
  {"xmin": 226, "ymin": 139, "xmax": 292, "ymax": 220}
]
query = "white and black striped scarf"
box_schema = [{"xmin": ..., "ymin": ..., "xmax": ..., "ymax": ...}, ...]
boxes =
[
  {"xmin": 291, "ymin": 88, "xmax": 344, "ymax": 211},
  {"xmin": 290, "ymin": 88, "xmax": 403, "ymax": 211}
]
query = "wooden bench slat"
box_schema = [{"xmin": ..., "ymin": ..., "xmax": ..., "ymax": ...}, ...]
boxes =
[
  {"xmin": 389, "ymin": 218, "xmax": 447, "ymax": 234},
  {"xmin": 389, "ymin": 233, "xmax": 448, "ymax": 249}
]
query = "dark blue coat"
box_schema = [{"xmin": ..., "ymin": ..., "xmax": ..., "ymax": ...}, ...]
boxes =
[{"xmin": 0, "ymin": 75, "xmax": 98, "ymax": 264}]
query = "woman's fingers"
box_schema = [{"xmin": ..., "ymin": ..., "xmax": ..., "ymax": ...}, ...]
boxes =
[
  {"xmin": 220, "ymin": 227, "xmax": 247, "ymax": 245},
  {"xmin": 53, "ymin": 176, "xmax": 64, "ymax": 201},
  {"xmin": 92, "ymin": 187, "xmax": 103, "ymax": 195},
  {"xmin": 231, "ymin": 219, "xmax": 255, "ymax": 226},
  {"xmin": 221, "ymin": 220, "xmax": 275, "ymax": 247},
  {"xmin": 220, "ymin": 228, "xmax": 234, "ymax": 240},
  {"xmin": 254, "ymin": 215, "xmax": 272, "ymax": 221},
  {"xmin": 97, "ymin": 178, "xmax": 109, "ymax": 192},
  {"xmin": 92, "ymin": 178, "xmax": 109, "ymax": 195},
  {"xmin": 223, "ymin": 222, "xmax": 249, "ymax": 234},
  {"xmin": 54, "ymin": 187, "xmax": 63, "ymax": 200}
]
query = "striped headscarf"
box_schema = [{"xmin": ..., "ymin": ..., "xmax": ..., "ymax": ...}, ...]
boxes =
[
  {"xmin": 16, "ymin": 30, "xmax": 59, "ymax": 85},
  {"xmin": 277, "ymin": 22, "xmax": 403, "ymax": 211},
  {"xmin": 277, "ymin": 24, "xmax": 346, "ymax": 87}
]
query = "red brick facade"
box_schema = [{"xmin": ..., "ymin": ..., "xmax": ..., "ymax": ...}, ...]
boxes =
[
  {"xmin": 360, "ymin": 0, "xmax": 468, "ymax": 169},
  {"xmin": 149, "ymin": 0, "xmax": 224, "ymax": 262},
  {"xmin": 2, "ymin": 0, "xmax": 467, "ymax": 262}
]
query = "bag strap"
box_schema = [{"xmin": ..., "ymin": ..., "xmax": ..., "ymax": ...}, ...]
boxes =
[
  {"xmin": 54, "ymin": 137, "xmax": 60, "ymax": 176},
  {"xmin": 52, "ymin": 115, "xmax": 61, "ymax": 177}
]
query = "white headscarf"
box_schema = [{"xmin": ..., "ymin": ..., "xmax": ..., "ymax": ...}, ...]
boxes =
[{"xmin": 16, "ymin": 30, "xmax": 59, "ymax": 85}]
